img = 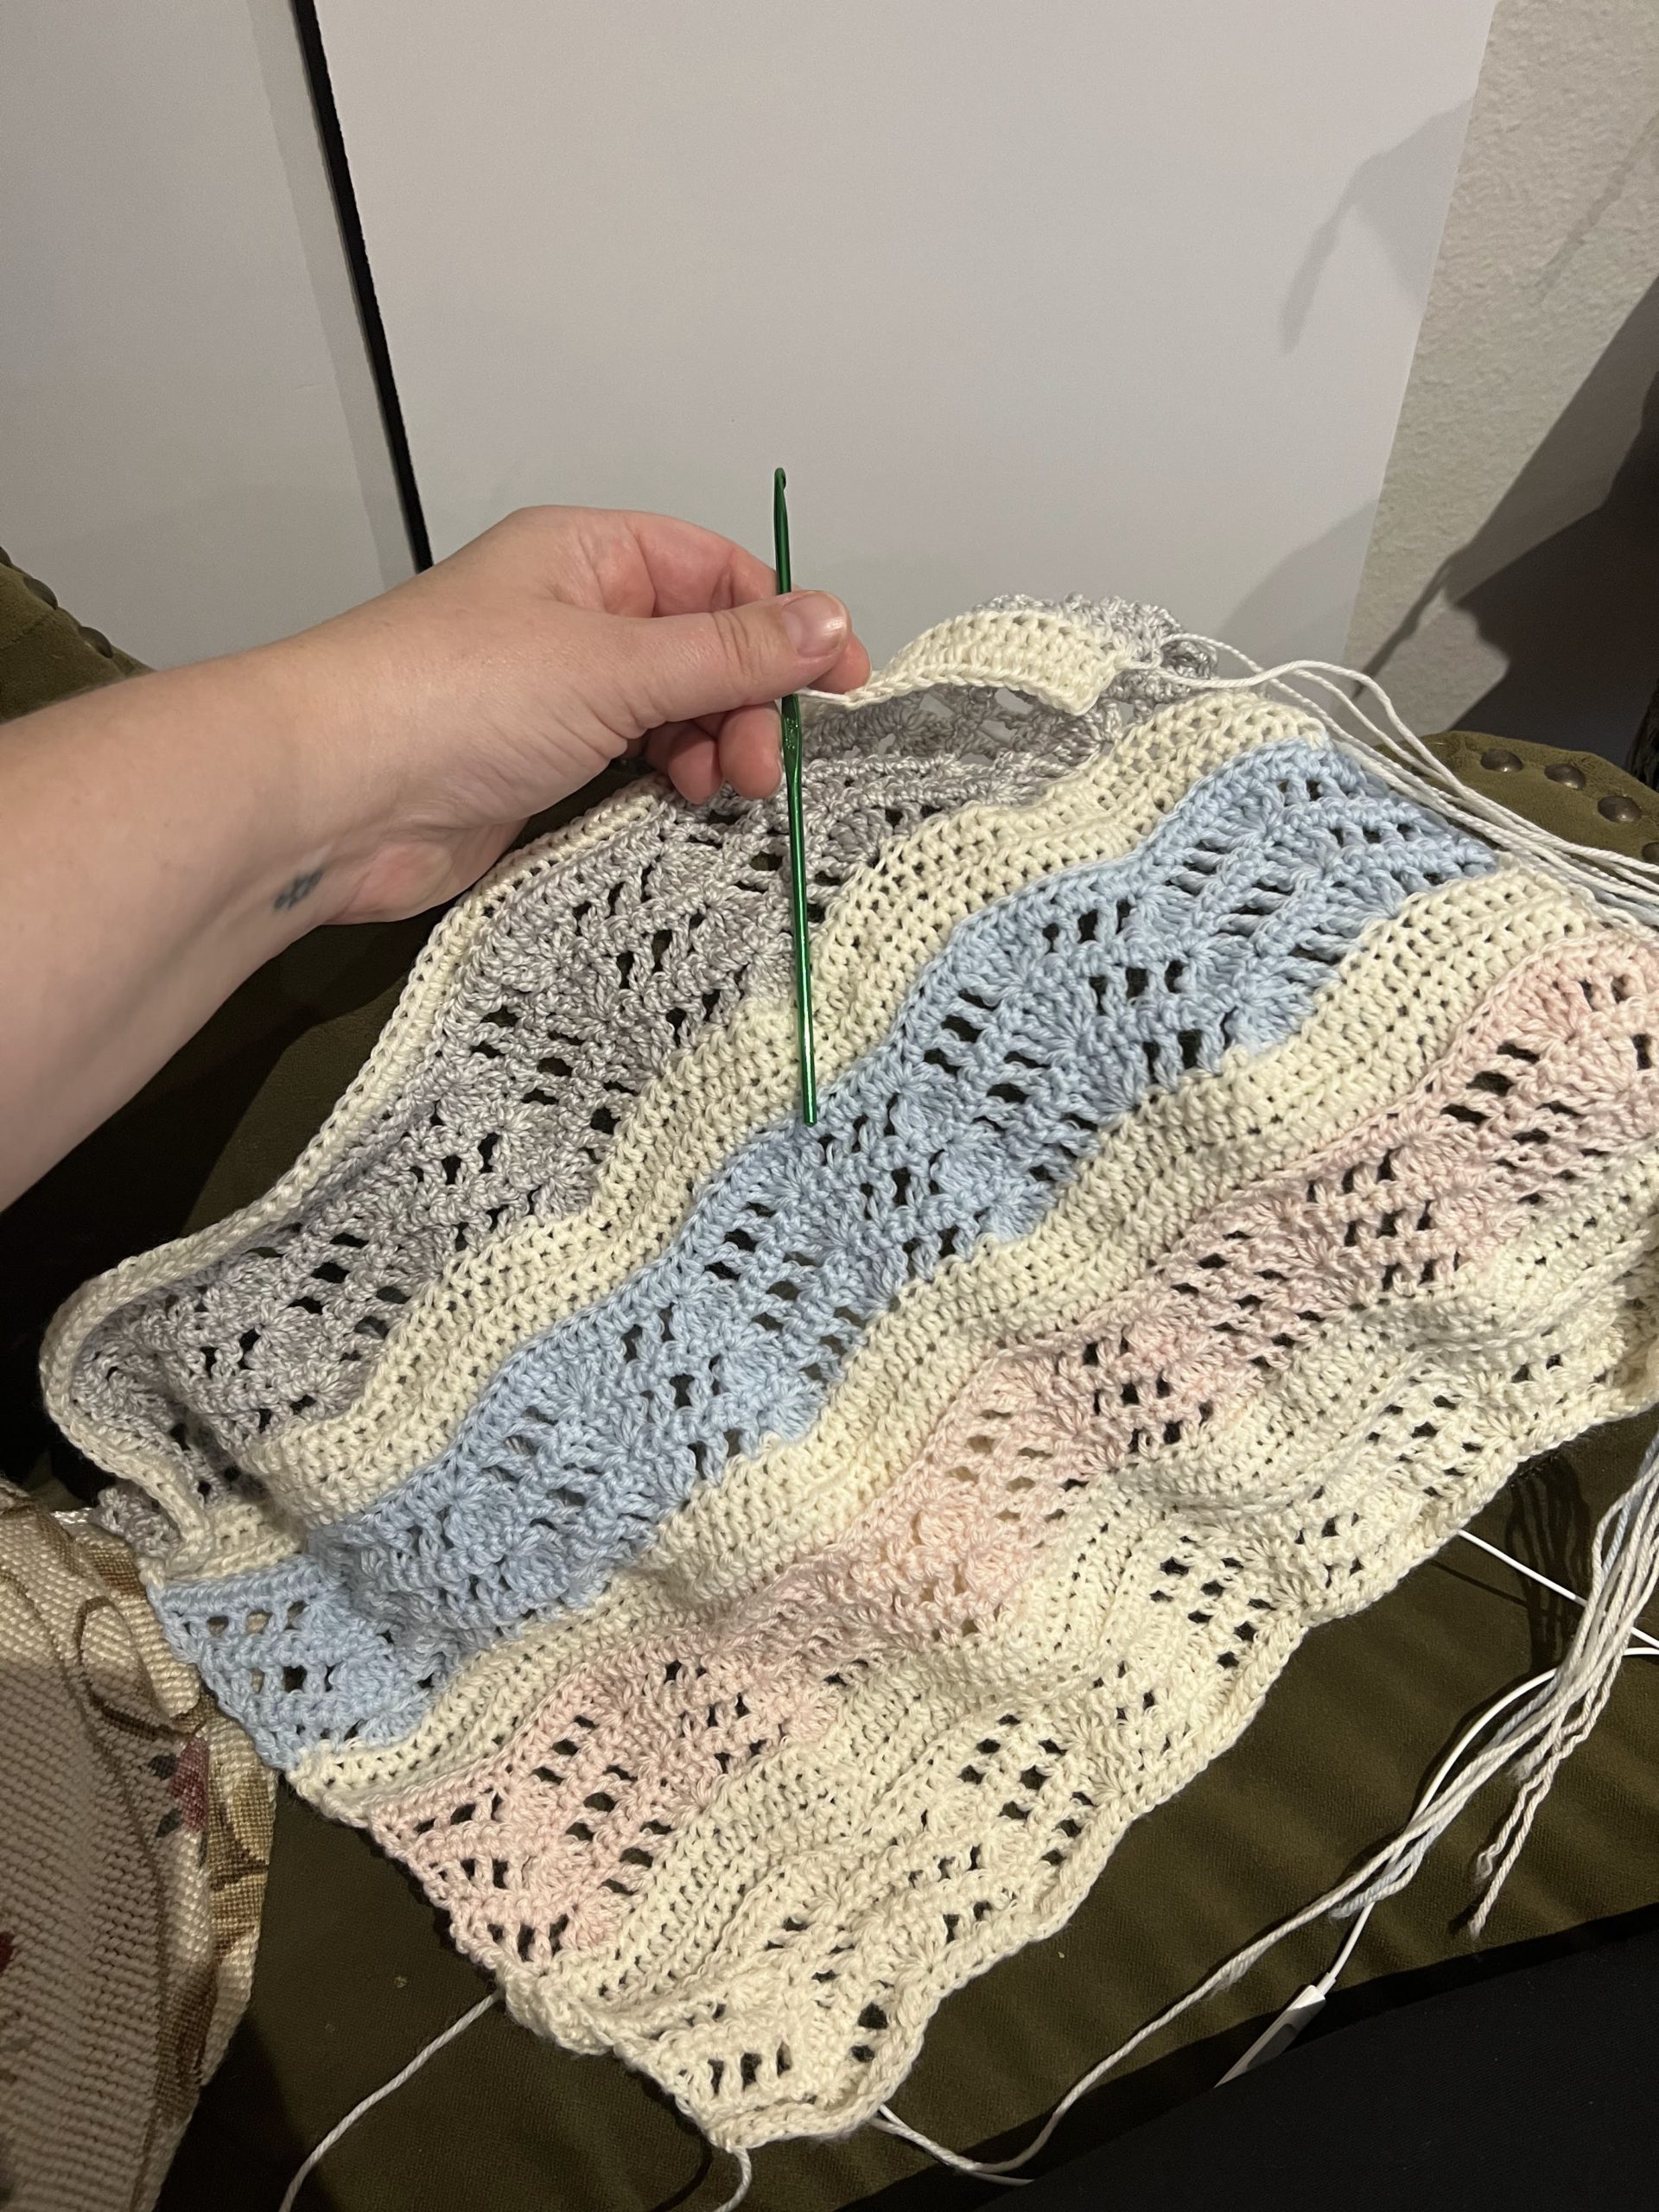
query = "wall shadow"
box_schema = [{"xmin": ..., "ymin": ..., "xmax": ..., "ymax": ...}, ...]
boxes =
[
  {"xmin": 1281, "ymin": 104, "xmax": 1473, "ymax": 350},
  {"xmin": 1367, "ymin": 272, "xmax": 1659, "ymax": 765},
  {"xmin": 1221, "ymin": 502, "xmax": 1380, "ymax": 667}
]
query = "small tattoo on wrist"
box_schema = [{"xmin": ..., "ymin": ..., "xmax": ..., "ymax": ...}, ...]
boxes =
[{"xmin": 273, "ymin": 867, "xmax": 325, "ymax": 912}]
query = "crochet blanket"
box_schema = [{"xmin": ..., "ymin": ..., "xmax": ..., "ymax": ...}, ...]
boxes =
[{"xmin": 44, "ymin": 600, "xmax": 1659, "ymax": 2152}]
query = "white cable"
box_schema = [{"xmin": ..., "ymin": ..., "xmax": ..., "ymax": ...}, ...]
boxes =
[
  {"xmin": 1310, "ymin": 1669, "xmax": 1554, "ymax": 1981},
  {"xmin": 276, "ymin": 1993, "xmax": 496, "ymax": 2212},
  {"xmin": 1211, "ymin": 1664, "xmax": 1557, "ymax": 2087},
  {"xmin": 1455, "ymin": 1529, "xmax": 1659, "ymax": 1656},
  {"xmin": 1467, "ymin": 1445, "xmax": 1659, "ymax": 1922},
  {"xmin": 876, "ymin": 1486, "xmax": 1659, "ymax": 2179}
]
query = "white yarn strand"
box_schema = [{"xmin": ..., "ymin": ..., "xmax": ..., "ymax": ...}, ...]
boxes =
[
  {"xmin": 712, "ymin": 2148, "xmax": 754, "ymax": 2209},
  {"xmin": 1215, "ymin": 1663, "xmax": 1564, "ymax": 2086},
  {"xmin": 275, "ymin": 1994, "xmax": 760, "ymax": 2210},
  {"xmin": 878, "ymin": 1470, "xmax": 1659, "ymax": 2181},
  {"xmin": 1468, "ymin": 1436, "xmax": 1659, "ymax": 1924},
  {"xmin": 276, "ymin": 1993, "xmax": 496, "ymax": 2212},
  {"xmin": 1142, "ymin": 638, "xmax": 1659, "ymax": 934},
  {"xmin": 1456, "ymin": 1527, "xmax": 1659, "ymax": 1657}
]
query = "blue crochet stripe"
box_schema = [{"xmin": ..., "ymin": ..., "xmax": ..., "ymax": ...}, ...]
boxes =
[{"xmin": 156, "ymin": 741, "xmax": 1493, "ymax": 1764}]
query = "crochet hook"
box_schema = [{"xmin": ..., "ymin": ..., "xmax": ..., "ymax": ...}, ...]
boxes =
[{"xmin": 773, "ymin": 466, "xmax": 819, "ymax": 1124}]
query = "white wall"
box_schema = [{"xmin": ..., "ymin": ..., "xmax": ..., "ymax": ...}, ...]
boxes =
[
  {"xmin": 0, "ymin": 0, "xmax": 410, "ymax": 671},
  {"xmin": 1346, "ymin": 0, "xmax": 1659, "ymax": 759},
  {"xmin": 315, "ymin": 0, "xmax": 1493, "ymax": 669}
]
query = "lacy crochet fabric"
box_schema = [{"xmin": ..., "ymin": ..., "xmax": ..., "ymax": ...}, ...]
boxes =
[{"xmin": 45, "ymin": 600, "xmax": 1659, "ymax": 2152}]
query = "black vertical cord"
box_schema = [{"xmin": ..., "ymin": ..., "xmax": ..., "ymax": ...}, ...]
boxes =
[{"xmin": 289, "ymin": 0, "xmax": 434, "ymax": 570}]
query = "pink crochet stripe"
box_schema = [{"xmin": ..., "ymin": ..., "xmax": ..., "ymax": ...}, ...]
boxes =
[{"xmin": 372, "ymin": 938, "xmax": 1659, "ymax": 1968}]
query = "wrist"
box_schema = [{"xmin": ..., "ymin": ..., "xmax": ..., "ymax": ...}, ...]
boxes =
[
  {"xmin": 0, "ymin": 652, "xmax": 359, "ymax": 1199},
  {"xmin": 180, "ymin": 636, "xmax": 383, "ymax": 935}
]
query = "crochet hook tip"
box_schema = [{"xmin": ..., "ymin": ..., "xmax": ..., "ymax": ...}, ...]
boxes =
[{"xmin": 772, "ymin": 467, "xmax": 817, "ymax": 1127}]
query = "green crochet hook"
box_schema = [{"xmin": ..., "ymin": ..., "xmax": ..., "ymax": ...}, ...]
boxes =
[{"xmin": 773, "ymin": 467, "xmax": 818, "ymax": 1124}]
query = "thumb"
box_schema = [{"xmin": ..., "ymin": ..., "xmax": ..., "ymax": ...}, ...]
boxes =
[{"xmin": 614, "ymin": 591, "xmax": 851, "ymax": 730}]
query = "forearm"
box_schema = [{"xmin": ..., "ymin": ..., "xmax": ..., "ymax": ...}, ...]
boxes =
[
  {"xmin": 0, "ymin": 507, "xmax": 866, "ymax": 1210},
  {"xmin": 0, "ymin": 651, "xmax": 346, "ymax": 1205}
]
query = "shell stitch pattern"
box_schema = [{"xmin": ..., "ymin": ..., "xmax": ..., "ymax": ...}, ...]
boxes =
[
  {"xmin": 41, "ymin": 599, "xmax": 1659, "ymax": 2157},
  {"xmin": 293, "ymin": 869, "xmax": 1599, "ymax": 1818},
  {"xmin": 149, "ymin": 741, "xmax": 1488, "ymax": 1762},
  {"xmin": 365, "ymin": 931, "xmax": 1659, "ymax": 1983},
  {"xmin": 61, "ymin": 724, "xmax": 1084, "ymax": 1511},
  {"xmin": 55, "ymin": 679, "xmax": 1332, "ymax": 1585},
  {"xmin": 173, "ymin": 685, "xmax": 1326, "ymax": 1520}
]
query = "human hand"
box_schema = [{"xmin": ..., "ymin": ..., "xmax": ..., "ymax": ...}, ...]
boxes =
[
  {"xmin": 274, "ymin": 505, "xmax": 872, "ymax": 925},
  {"xmin": 0, "ymin": 503, "xmax": 870, "ymax": 1201}
]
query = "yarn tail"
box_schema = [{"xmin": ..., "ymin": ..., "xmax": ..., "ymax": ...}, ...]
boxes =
[
  {"xmin": 1468, "ymin": 1428, "xmax": 1659, "ymax": 1928},
  {"xmin": 1336, "ymin": 1425, "xmax": 1659, "ymax": 1937},
  {"xmin": 879, "ymin": 1432, "xmax": 1659, "ymax": 2181},
  {"xmin": 1158, "ymin": 637, "xmax": 1659, "ymax": 933}
]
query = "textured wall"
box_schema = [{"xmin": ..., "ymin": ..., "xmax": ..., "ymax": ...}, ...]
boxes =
[
  {"xmin": 1346, "ymin": 0, "xmax": 1659, "ymax": 761},
  {"xmin": 0, "ymin": 0, "xmax": 409, "ymax": 669}
]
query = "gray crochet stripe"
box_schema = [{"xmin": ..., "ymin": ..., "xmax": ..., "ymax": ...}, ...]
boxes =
[
  {"xmin": 149, "ymin": 741, "xmax": 1492, "ymax": 1765},
  {"xmin": 67, "ymin": 599, "xmax": 1199, "ymax": 1527}
]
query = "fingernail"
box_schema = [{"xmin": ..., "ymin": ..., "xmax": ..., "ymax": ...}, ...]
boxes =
[{"xmin": 779, "ymin": 590, "xmax": 849, "ymax": 663}]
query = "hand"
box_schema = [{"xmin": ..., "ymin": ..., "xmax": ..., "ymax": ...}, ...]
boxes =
[
  {"xmin": 275, "ymin": 505, "xmax": 872, "ymax": 924},
  {"xmin": 0, "ymin": 504, "xmax": 870, "ymax": 1203}
]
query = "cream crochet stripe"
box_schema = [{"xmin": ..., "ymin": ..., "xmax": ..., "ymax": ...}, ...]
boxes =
[
  {"xmin": 143, "ymin": 722, "xmax": 1494, "ymax": 1772},
  {"xmin": 45, "ymin": 685, "xmax": 1315, "ymax": 1550},
  {"xmin": 294, "ymin": 868, "xmax": 1597, "ymax": 1817},
  {"xmin": 432, "ymin": 1151, "xmax": 1659, "ymax": 2147},
  {"xmin": 811, "ymin": 601, "xmax": 1147, "ymax": 714}
]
